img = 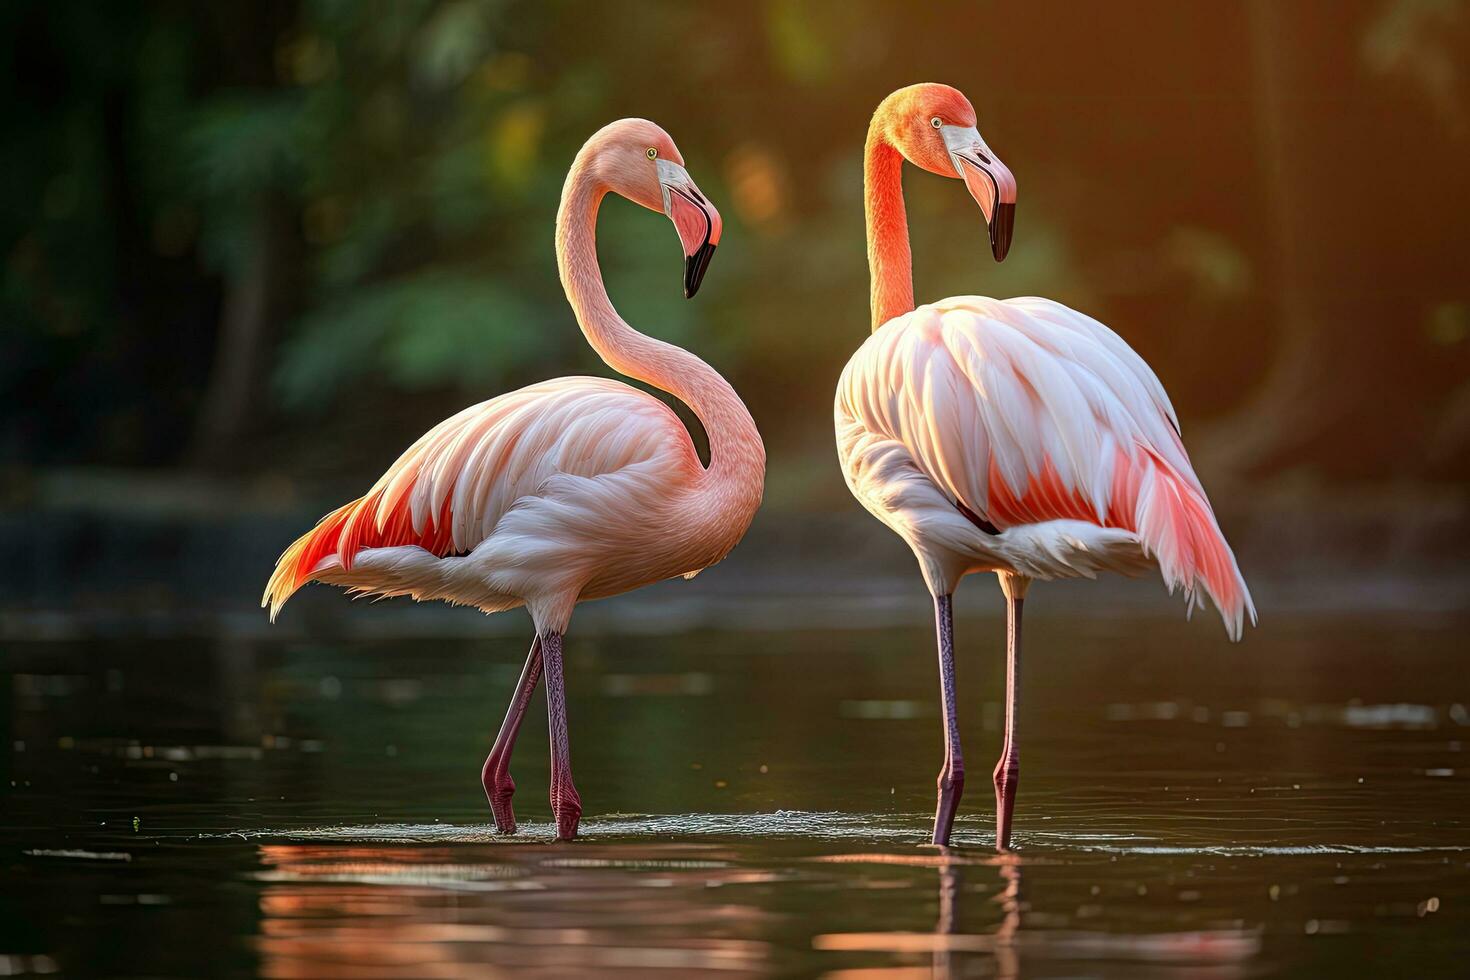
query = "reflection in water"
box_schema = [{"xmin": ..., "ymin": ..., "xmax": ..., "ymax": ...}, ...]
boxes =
[
  {"xmin": 251, "ymin": 840, "xmax": 1267, "ymax": 977},
  {"xmin": 991, "ymin": 857, "xmax": 1020, "ymax": 980},
  {"xmin": 5, "ymin": 617, "xmax": 1469, "ymax": 977},
  {"xmin": 253, "ymin": 843, "xmax": 777, "ymax": 977},
  {"xmin": 935, "ymin": 852, "xmax": 961, "ymax": 978},
  {"xmin": 810, "ymin": 852, "xmax": 1260, "ymax": 979},
  {"xmin": 251, "ymin": 842, "xmax": 1267, "ymax": 979}
]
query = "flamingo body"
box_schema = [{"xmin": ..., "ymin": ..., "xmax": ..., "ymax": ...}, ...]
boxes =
[
  {"xmin": 836, "ymin": 295, "xmax": 1253, "ymax": 638},
  {"xmin": 263, "ymin": 118, "xmax": 761, "ymax": 840},
  {"xmin": 843, "ymin": 83, "xmax": 1255, "ymax": 849},
  {"xmin": 265, "ymin": 375, "xmax": 747, "ymax": 633}
]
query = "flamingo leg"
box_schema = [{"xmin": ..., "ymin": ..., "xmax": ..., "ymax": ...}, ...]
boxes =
[
  {"xmin": 541, "ymin": 630, "xmax": 582, "ymax": 841},
  {"xmin": 931, "ymin": 593, "xmax": 966, "ymax": 846},
  {"xmin": 993, "ymin": 580, "xmax": 1025, "ymax": 850},
  {"xmin": 482, "ymin": 637, "xmax": 543, "ymax": 833}
]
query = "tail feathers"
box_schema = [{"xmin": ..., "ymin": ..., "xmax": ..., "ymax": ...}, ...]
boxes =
[
  {"xmin": 981, "ymin": 445, "xmax": 1255, "ymax": 640},
  {"xmin": 263, "ymin": 489, "xmax": 464, "ymax": 621},
  {"xmin": 1116, "ymin": 448, "xmax": 1256, "ymax": 640},
  {"xmin": 262, "ymin": 500, "xmax": 359, "ymax": 622}
]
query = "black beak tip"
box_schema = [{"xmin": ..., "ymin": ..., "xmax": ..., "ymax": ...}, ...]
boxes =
[
  {"xmin": 990, "ymin": 202, "xmax": 1015, "ymax": 262},
  {"xmin": 683, "ymin": 241, "xmax": 717, "ymax": 299}
]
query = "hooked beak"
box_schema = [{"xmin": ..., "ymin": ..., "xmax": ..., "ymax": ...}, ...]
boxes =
[
  {"xmin": 940, "ymin": 124, "xmax": 1017, "ymax": 261},
  {"xmin": 657, "ymin": 159, "xmax": 723, "ymax": 298}
]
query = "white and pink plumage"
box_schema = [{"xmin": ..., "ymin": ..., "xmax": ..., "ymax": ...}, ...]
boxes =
[
  {"xmin": 264, "ymin": 119, "xmax": 764, "ymax": 841},
  {"xmin": 837, "ymin": 84, "xmax": 1253, "ymax": 849}
]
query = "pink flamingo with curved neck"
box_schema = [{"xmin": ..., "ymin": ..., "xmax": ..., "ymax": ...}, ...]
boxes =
[
  {"xmin": 263, "ymin": 119, "xmax": 765, "ymax": 841},
  {"xmin": 836, "ymin": 84, "xmax": 1254, "ymax": 849}
]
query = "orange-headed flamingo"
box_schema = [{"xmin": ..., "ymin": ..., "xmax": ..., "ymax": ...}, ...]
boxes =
[
  {"xmin": 264, "ymin": 119, "xmax": 765, "ymax": 841},
  {"xmin": 835, "ymin": 84, "xmax": 1254, "ymax": 849}
]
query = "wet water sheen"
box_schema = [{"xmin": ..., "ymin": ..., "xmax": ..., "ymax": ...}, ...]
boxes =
[{"xmin": 4, "ymin": 611, "xmax": 1468, "ymax": 977}]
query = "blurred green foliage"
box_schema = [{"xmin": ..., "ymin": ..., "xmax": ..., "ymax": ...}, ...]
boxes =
[{"xmin": 3, "ymin": 0, "xmax": 1468, "ymax": 495}]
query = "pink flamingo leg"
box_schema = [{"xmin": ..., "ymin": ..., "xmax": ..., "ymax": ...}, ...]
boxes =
[
  {"xmin": 541, "ymin": 630, "xmax": 582, "ymax": 841},
  {"xmin": 993, "ymin": 586, "xmax": 1024, "ymax": 850},
  {"xmin": 482, "ymin": 637, "xmax": 543, "ymax": 833},
  {"xmin": 931, "ymin": 594, "xmax": 966, "ymax": 846}
]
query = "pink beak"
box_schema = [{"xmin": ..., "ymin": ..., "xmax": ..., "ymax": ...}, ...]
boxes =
[
  {"xmin": 658, "ymin": 160, "xmax": 723, "ymax": 298},
  {"xmin": 941, "ymin": 125, "xmax": 1017, "ymax": 261}
]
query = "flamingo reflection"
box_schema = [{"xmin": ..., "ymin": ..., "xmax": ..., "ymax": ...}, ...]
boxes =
[
  {"xmin": 251, "ymin": 844, "xmax": 775, "ymax": 977},
  {"xmin": 811, "ymin": 851, "xmax": 1260, "ymax": 979}
]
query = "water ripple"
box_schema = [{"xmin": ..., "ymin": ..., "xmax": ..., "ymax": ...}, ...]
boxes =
[
  {"xmin": 225, "ymin": 811, "xmax": 1470, "ymax": 856},
  {"xmin": 230, "ymin": 810, "xmax": 940, "ymax": 845}
]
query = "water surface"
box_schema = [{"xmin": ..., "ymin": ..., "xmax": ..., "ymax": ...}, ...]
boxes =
[{"xmin": 4, "ymin": 612, "xmax": 1467, "ymax": 976}]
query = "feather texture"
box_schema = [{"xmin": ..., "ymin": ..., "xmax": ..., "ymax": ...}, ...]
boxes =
[
  {"xmin": 263, "ymin": 378, "xmax": 708, "ymax": 623},
  {"xmin": 837, "ymin": 296, "xmax": 1255, "ymax": 638},
  {"xmin": 263, "ymin": 119, "xmax": 764, "ymax": 635}
]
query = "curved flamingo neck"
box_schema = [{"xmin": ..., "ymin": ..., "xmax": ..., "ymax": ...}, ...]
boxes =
[
  {"xmin": 555, "ymin": 155, "xmax": 764, "ymax": 497},
  {"xmin": 865, "ymin": 115, "xmax": 914, "ymax": 331}
]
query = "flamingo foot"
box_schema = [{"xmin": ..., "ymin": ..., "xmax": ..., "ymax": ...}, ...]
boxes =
[
  {"xmin": 932, "ymin": 765, "xmax": 965, "ymax": 846},
  {"xmin": 993, "ymin": 751, "xmax": 1019, "ymax": 850},
  {"xmin": 482, "ymin": 758, "xmax": 518, "ymax": 834},
  {"xmin": 552, "ymin": 783, "xmax": 582, "ymax": 841}
]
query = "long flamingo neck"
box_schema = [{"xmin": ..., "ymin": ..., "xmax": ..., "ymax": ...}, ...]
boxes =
[
  {"xmin": 864, "ymin": 116, "xmax": 914, "ymax": 331},
  {"xmin": 555, "ymin": 157, "xmax": 764, "ymax": 494}
]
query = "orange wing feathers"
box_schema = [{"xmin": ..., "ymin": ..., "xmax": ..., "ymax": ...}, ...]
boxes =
[{"xmin": 262, "ymin": 492, "xmax": 461, "ymax": 619}]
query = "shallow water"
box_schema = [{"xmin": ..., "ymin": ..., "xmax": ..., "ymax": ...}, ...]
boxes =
[{"xmin": 4, "ymin": 611, "xmax": 1468, "ymax": 976}]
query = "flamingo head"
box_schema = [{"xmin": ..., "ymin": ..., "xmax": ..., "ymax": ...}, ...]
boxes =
[
  {"xmin": 590, "ymin": 118, "xmax": 724, "ymax": 298},
  {"xmin": 877, "ymin": 83, "xmax": 1016, "ymax": 261}
]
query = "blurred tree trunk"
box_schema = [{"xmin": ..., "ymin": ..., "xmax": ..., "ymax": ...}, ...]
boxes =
[
  {"xmin": 187, "ymin": 1, "xmax": 297, "ymax": 470},
  {"xmin": 189, "ymin": 195, "xmax": 292, "ymax": 468},
  {"xmin": 1201, "ymin": 0, "xmax": 1435, "ymax": 483},
  {"xmin": 1200, "ymin": 0, "xmax": 1352, "ymax": 481},
  {"xmin": 1199, "ymin": 0, "xmax": 1323, "ymax": 479}
]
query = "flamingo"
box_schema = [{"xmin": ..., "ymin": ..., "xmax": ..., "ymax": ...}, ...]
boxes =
[
  {"xmin": 835, "ymin": 84, "xmax": 1254, "ymax": 849},
  {"xmin": 263, "ymin": 119, "xmax": 765, "ymax": 842}
]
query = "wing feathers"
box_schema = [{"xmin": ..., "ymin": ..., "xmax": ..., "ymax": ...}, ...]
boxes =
[
  {"xmin": 262, "ymin": 378, "xmax": 688, "ymax": 619},
  {"xmin": 837, "ymin": 296, "xmax": 1254, "ymax": 638}
]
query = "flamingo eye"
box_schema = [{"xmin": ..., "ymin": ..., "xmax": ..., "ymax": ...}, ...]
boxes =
[
  {"xmin": 646, "ymin": 147, "xmax": 658, "ymax": 160},
  {"xmin": 930, "ymin": 116, "xmax": 943, "ymax": 129}
]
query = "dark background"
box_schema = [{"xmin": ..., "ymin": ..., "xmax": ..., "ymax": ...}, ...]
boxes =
[{"xmin": 3, "ymin": 0, "xmax": 1468, "ymax": 626}]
